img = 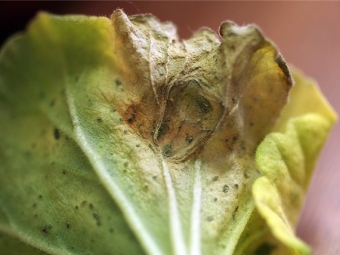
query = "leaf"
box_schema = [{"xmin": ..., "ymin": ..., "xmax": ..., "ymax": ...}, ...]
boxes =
[
  {"xmin": 0, "ymin": 9, "xmax": 336, "ymax": 255},
  {"xmin": 245, "ymin": 69, "xmax": 336, "ymax": 255},
  {"xmin": 0, "ymin": 13, "xmax": 144, "ymax": 255}
]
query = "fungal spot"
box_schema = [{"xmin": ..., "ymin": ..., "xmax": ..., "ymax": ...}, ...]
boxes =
[
  {"xmin": 233, "ymin": 206, "xmax": 239, "ymax": 220},
  {"xmin": 185, "ymin": 136, "xmax": 193, "ymax": 144},
  {"xmin": 97, "ymin": 117, "xmax": 103, "ymax": 123},
  {"xmin": 42, "ymin": 225, "xmax": 52, "ymax": 234},
  {"xmin": 206, "ymin": 216, "xmax": 214, "ymax": 222},
  {"xmin": 66, "ymin": 222, "xmax": 70, "ymax": 229},
  {"xmin": 232, "ymin": 135, "xmax": 238, "ymax": 142},
  {"xmin": 109, "ymin": 228, "xmax": 114, "ymax": 233},
  {"xmin": 234, "ymin": 184, "xmax": 239, "ymax": 189},
  {"xmin": 89, "ymin": 203, "xmax": 94, "ymax": 210},
  {"xmin": 214, "ymin": 197, "xmax": 218, "ymax": 202},
  {"xmin": 32, "ymin": 203, "xmax": 37, "ymax": 208},
  {"xmin": 162, "ymin": 144, "xmax": 172, "ymax": 157},
  {"xmin": 75, "ymin": 205, "xmax": 79, "ymax": 210},
  {"xmin": 124, "ymin": 106, "xmax": 136, "ymax": 123},
  {"xmin": 196, "ymin": 95, "xmax": 213, "ymax": 114},
  {"xmin": 244, "ymin": 171, "xmax": 249, "ymax": 178},
  {"xmin": 212, "ymin": 176, "xmax": 219, "ymax": 182},
  {"xmin": 62, "ymin": 170, "xmax": 66, "ymax": 175},
  {"xmin": 115, "ymin": 79, "xmax": 122, "ymax": 86},
  {"xmin": 50, "ymin": 100, "xmax": 55, "ymax": 107},
  {"xmin": 92, "ymin": 212, "xmax": 101, "ymax": 226},
  {"xmin": 222, "ymin": 184, "xmax": 229, "ymax": 193},
  {"xmin": 81, "ymin": 200, "xmax": 87, "ymax": 206},
  {"xmin": 54, "ymin": 128, "xmax": 60, "ymax": 140},
  {"xmin": 157, "ymin": 123, "xmax": 169, "ymax": 140},
  {"xmin": 38, "ymin": 195, "xmax": 43, "ymax": 199}
]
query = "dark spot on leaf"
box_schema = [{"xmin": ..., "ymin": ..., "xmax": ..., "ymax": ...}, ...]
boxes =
[
  {"xmin": 89, "ymin": 203, "xmax": 94, "ymax": 210},
  {"xmin": 157, "ymin": 123, "xmax": 169, "ymax": 140},
  {"xmin": 233, "ymin": 206, "xmax": 239, "ymax": 220},
  {"xmin": 206, "ymin": 216, "xmax": 214, "ymax": 221},
  {"xmin": 54, "ymin": 128, "xmax": 60, "ymax": 140},
  {"xmin": 254, "ymin": 243, "xmax": 275, "ymax": 255},
  {"xmin": 81, "ymin": 200, "xmax": 87, "ymax": 206},
  {"xmin": 93, "ymin": 212, "xmax": 101, "ymax": 226},
  {"xmin": 234, "ymin": 184, "xmax": 239, "ymax": 189},
  {"xmin": 50, "ymin": 100, "xmax": 55, "ymax": 107},
  {"xmin": 162, "ymin": 144, "xmax": 172, "ymax": 157},
  {"xmin": 42, "ymin": 225, "xmax": 52, "ymax": 234},
  {"xmin": 222, "ymin": 184, "xmax": 229, "ymax": 193},
  {"xmin": 32, "ymin": 203, "xmax": 37, "ymax": 208},
  {"xmin": 97, "ymin": 117, "xmax": 103, "ymax": 123},
  {"xmin": 214, "ymin": 197, "xmax": 218, "ymax": 202},
  {"xmin": 185, "ymin": 136, "xmax": 193, "ymax": 144},
  {"xmin": 75, "ymin": 205, "xmax": 79, "ymax": 210},
  {"xmin": 38, "ymin": 195, "xmax": 43, "ymax": 199},
  {"xmin": 62, "ymin": 170, "xmax": 66, "ymax": 175},
  {"xmin": 124, "ymin": 106, "xmax": 136, "ymax": 123},
  {"xmin": 232, "ymin": 135, "xmax": 238, "ymax": 142},
  {"xmin": 115, "ymin": 79, "xmax": 122, "ymax": 86},
  {"xmin": 212, "ymin": 176, "xmax": 219, "ymax": 182},
  {"xmin": 109, "ymin": 228, "xmax": 114, "ymax": 233},
  {"xmin": 196, "ymin": 95, "xmax": 212, "ymax": 113}
]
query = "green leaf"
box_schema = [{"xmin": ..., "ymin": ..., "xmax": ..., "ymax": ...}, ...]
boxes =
[
  {"xmin": 0, "ymin": 13, "xmax": 144, "ymax": 255},
  {"xmin": 0, "ymin": 10, "xmax": 336, "ymax": 255}
]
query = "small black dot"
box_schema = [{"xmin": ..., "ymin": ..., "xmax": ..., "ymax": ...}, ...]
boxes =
[
  {"xmin": 212, "ymin": 176, "xmax": 219, "ymax": 182},
  {"xmin": 54, "ymin": 128, "xmax": 60, "ymax": 140},
  {"xmin": 222, "ymin": 185, "xmax": 229, "ymax": 193},
  {"xmin": 115, "ymin": 79, "xmax": 122, "ymax": 86},
  {"xmin": 162, "ymin": 144, "xmax": 172, "ymax": 157}
]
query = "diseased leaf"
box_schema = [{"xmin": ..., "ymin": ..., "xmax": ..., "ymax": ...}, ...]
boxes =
[{"xmin": 0, "ymin": 9, "xmax": 336, "ymax": 255}]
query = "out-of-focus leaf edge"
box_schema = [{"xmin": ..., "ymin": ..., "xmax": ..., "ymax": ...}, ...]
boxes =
[{"xmin": 251, "ymin": 68, "xmax": 337, "ymax": 255}]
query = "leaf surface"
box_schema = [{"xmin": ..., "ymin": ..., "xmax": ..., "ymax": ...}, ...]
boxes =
[{"xmin": 0, "ymin": 10, "xmax": 336, "ymax": 255}]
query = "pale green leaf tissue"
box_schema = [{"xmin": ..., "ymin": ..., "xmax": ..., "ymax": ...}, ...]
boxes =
[{"xmin": 0, "ymin": 10, "xmax": 336, "ymax": 255}]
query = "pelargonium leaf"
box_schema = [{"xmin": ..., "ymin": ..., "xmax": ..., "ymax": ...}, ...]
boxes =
[{"xmin": 0, "ymin": 9, "xmax": 336, "ymax": 255}]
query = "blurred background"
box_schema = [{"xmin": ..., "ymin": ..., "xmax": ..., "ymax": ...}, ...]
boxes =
[{"xmin": 1, "ymin": 1, "xmax": 339, "ymax": 254}]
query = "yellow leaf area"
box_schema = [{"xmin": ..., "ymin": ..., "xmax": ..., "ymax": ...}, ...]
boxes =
[{"xmin": 237, "ymin": 69, "xmax": 336, "ymax": 255}]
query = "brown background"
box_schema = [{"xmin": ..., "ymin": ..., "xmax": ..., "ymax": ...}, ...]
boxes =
[{"xmin": 1, "ymin": 2, "xmax": 339, "ymax": 254}]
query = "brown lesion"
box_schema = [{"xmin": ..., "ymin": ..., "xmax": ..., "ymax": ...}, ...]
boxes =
[
  {"xmin": 155, "ymin": 79, "xmax": 225, "ymax": 161},
  {"xmin": 112, "ymin": 11, "xmax": 293, "ymax": 162}
]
